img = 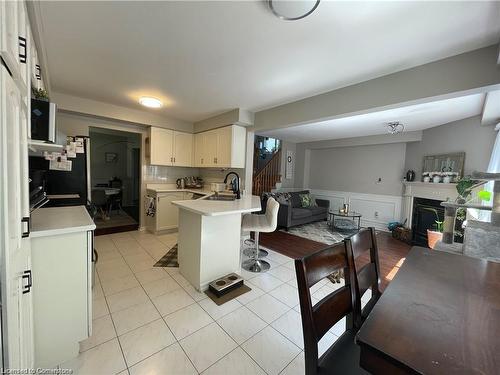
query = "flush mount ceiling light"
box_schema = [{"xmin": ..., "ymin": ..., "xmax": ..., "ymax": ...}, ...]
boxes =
[
  {"xmin": 387, "ymin": 121, "xmax": 405, "ymax": 135},
  {"xmin": 139, "ymin": 97, "xmax": 162, "ymax": 108},
  {"xmin": 268, "ymin": 0, "xmax": 320, "ymax": 21}
]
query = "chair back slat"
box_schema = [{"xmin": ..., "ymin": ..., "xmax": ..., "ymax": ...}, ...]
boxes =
[
  {"xmin": 349, "ymin": 229, "xmax": 373, "ymax": 259},
  {"xmin": 299, "ymin": 243, "xmax": 347, "ymax": 288},
  {"xmin": 356, "ymin": 263, "xmax": 377, "ymax": 296},
  {"xmin": 313, "ymin": 286, "xmax": 351, "ymax": 340}
]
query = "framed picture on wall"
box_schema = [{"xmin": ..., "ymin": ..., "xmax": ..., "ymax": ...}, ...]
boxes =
[
  {"xmin": 105, "ymin": 152, "xmax": 118, "ymax": 163},
  {"xmin": 422, "ymin": 152, "xmax": 465, "ymax": 177}
]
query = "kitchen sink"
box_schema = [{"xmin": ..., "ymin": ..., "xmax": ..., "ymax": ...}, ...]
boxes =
[{"xmin": 205, "ymin": 195, "xmax": 236, "ymax": 201}]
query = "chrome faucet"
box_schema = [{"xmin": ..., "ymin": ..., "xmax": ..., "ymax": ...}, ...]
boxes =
[{"xmin": 224, "ymin": 172, "xmax": 241, "ymax": 199}]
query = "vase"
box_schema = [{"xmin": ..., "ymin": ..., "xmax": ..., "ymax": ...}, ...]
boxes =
[
  {"xmin": 427, "ymin": 230, "xmax": 443, "ymax": 249},
  {"xmin": 432, "ymin": 175, "xmax": 441, "ymax": 183},
  {"xmin": 443, "ymin": 176, "xmax": 451, "ymax": 183},
  {"xmin": 423, "ymin": 176, "xmax": 430, "ymax": 183}
]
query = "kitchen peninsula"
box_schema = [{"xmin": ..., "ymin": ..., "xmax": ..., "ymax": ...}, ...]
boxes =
[{"xmin": 172, "ymin": 195, "xmax": 261, "ymax": 291}]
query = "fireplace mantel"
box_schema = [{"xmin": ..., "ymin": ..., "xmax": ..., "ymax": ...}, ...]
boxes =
[{"xmin": 403, "ymin": 182, "xmax": 459, "ymax": 202}]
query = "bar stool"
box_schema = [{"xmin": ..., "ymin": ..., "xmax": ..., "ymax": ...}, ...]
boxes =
[{"xmin": 241, "ymin": 197, "xmax": 280, "ymax": 273}]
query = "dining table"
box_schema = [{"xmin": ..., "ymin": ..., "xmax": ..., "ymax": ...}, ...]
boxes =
[{"xmin": 356, "ymin": 246, "xmax": 500, "ymax": 375}]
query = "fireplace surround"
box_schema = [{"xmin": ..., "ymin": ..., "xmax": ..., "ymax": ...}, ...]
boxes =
[{"xmin": 411, "ymin": 198, "xmax": 444, "ymax": 246}]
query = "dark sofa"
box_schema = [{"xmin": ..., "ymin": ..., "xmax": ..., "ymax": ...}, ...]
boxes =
[{"xmin": 262, "ymin": 190, "xmax": 330, "ymax": 230}]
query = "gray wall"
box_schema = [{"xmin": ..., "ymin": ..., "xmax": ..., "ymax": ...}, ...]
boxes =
[
  {"xmin": 404, "ymin": 116, "xmax": 496, "ymax": 179},
  {"xmin": 307, "ymin": 143, "xmax": 407, "ymax": 196}
]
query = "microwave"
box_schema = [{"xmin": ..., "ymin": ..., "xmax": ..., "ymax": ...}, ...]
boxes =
[{"xmin": 31, "ymin": 98, "xmax": 56, "ymax": 143}]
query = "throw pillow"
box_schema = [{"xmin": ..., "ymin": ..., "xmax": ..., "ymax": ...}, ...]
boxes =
[{"xmin": 299, "ymin": 193, "xmax": 313, "ymax": 208}]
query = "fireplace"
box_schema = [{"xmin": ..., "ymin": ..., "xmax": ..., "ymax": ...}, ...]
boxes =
[{"xmin": 411, "ymin": 198, "xmax": 444, "ymax": 247}]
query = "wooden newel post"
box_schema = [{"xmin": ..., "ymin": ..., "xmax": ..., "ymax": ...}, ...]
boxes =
[{"xmin": 442, "ymin": 206, "xmax": 456, "ymax": 244}]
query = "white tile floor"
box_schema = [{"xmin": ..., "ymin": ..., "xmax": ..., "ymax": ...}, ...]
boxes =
[{"xmin": 61, "ymin": 230, "xmax": 371, "ymax": 375}]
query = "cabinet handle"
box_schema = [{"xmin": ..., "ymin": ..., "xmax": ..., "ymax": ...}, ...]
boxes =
[
  {"xmin": 201, "ymin": 158, "xmax": 203, "ymax": 164},
  {"xmin": 35, "ymin": 64, "xmax": 41, "ymax": 80},
  {"xmin": 19, "ymin": 36, "xmax": 27, "ymax": 64},
  {"xmin": 21, "ymin": 217, "xmax": 30, "ymax": 238},
  {"xmin": 174, "ymin": 157, "xmax": 176, "ymax": 163},
  {"xmin": 22, "ymin": 270, "xmax": 32, "ymax": 294}
]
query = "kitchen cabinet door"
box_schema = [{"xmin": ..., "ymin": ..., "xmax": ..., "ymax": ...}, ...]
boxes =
[
  {"xmin": 194, "ymin": 133, "xmax": 205, "ymax": 167},
  {"xmin": 204, "ymin": 130, "xmax": 218, "ymax": 167},
  {"xmin": 216, "ymin": 126, "xmax": 233, "ymax": 167},
  {"xmin": 149, "ymin": 127, "xmax": 174, "ymax": 166},
  {"xmin": 173, "ymin": 131, "xmax": 193, "ymax": 167},
  {"xmin": 0, "ymin": 0, "xmax": 19, "ymax": 76},
  {"xmin": 156, "ymin": 193, "xmax": 184, "ymax": 230},
  {"xmin": 0, "ymin": 65, "xmax": 34, "ymax": 369},
  {"xmin": 16, "ymin": 1, "xmax": 29, "ymax": 94}
]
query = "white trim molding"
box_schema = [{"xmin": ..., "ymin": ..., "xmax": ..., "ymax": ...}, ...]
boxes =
[{"xmin": 310, "ymin": 189, "xmax": 403, "ymax": 232}]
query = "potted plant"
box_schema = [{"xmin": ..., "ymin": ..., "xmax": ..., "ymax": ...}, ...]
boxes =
[
  {"xmin": 422, "ymin": 207, "xmax": 443, "ymax": 249},
  {"xmin": 32, "ymin": 88, "xmax": 49, "ymax": 101},
  {"xmin": 422, "ymin": 171, "xmax": 430, "ymax": 183},
  {"xmin": 455, "ymin": 176, "xmax": 477, "ymax": 204}
]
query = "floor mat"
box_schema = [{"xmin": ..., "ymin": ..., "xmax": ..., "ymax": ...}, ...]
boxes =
[
  {"xmin": 205, "ymin": 284, "xmax": 251, "ymax": 306},
  {"xmin": 154, "ymin": 244, "xmax": 179, "ymax": 268}
]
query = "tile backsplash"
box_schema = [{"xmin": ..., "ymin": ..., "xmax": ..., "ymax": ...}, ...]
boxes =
[
  {"xmin": 143, "ymin": 165, "xmax": 246, "ymax": 191},
  {"xmin": 143, "ymin": 165, "xmax": 200, "ymax": 183}
]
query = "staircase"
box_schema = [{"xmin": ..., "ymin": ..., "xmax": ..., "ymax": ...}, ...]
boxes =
[{"xmin": 252, "ymin": 148, "xmax": 282, "ymax": 197}]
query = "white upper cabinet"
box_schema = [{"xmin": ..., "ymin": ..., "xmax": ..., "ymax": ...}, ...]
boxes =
[
  {"xmin": 194, "ymin": 125, "xmax": 246, "ymax": 169},
  {"xmin": 148, "ymin": 127, "xmax": 174, "ymax": 165},
  {"xmin": 173, "ymin": 131, "xmax": 193, "ymax": 167},
  {"xmin": 148, "ymin": 127, "xmax": 193, "ymax": 167},
  {"xmin": 0, "ymin": 0, "xmax": 20, "ymax": 75},
  {"xmin": 16, "ymin": 0, "xmax": 29, "ymax": 94}
]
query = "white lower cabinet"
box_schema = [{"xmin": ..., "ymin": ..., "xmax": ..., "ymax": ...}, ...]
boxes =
[
  {"xmin": 31, "ymin": 230, "xmax": 93, "ymax": 368},
  {"xmin": 146, "ymin": 191, "xmax": 193, "ymax": 233}
]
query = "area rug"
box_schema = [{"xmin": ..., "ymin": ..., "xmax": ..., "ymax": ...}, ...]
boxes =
[
  {"xmin": 280, "ymin": 221, "xmax": 349, "ymax": 245},
  {"xmin": 279, "ymin": 221, "xmax": 349, "ymax": 283},
  {"xmin": 154, "ymin": 244, "xmax": 179, "ymax": 268}
]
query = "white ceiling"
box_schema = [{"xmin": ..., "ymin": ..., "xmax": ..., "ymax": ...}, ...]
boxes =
[
  {"xmin": 38, "ymin": 1, "xmax": 500, "ymax": 122},
  {"xmin": 258, "ymin": 93, "xmax": 486, "ymax": 143}
]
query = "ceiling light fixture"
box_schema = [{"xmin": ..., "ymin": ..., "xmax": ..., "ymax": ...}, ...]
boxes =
[
  {"xmin": 387, "ymin": 121, "xmax": 405, "ymax": 135},
  {"xmin": 139, "ymin": 97, "xmax": 162, "ymax": 108},
  {"xmin": 268, "ymin": 0, "xmax": 320, "ymax": 21}
]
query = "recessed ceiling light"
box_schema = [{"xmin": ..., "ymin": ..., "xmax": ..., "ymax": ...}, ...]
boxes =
[{"xmin": 139, "ymin": 97, "xmax": 162, "ymax": 108}]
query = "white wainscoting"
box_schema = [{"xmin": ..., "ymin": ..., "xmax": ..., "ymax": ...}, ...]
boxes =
[{"xmin": 310, "ymin": 189, "xmax": 403, "ymax": 232}]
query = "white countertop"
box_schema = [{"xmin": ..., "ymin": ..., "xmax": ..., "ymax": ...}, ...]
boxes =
[
  {"xmin": 147, "ymin": 188, "xmax": 212, "ymax": 195},
  {"xmin": 172, "ymin": 195, "xmax": 262, "ymax": 216},
  {"xmin": 31, "ymin": 206, "xmax": 96, "ymax": 238}
]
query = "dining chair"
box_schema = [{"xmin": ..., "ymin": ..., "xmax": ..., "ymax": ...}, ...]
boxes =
[
  {"xmin": 344, "ymin": 227, "xmax": 382, "ymax": 324},
  {"xmin": 109, "ymin": 178, "xmax": 123, "ymax": 214},
  {"xmin": 295, "ymin": 243, "xmax": 367, "ymax": 375},
  {"xmin": 91, "ymin": 189, "xmax": 108, "ymax": 220}
]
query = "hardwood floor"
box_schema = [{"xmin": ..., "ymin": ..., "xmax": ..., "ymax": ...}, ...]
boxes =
[{"xmin": 260, "ymin": 230, "xmax": 411, "ymax": 291}]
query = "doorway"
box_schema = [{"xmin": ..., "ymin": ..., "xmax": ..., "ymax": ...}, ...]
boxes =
[{"xmin": 89, "ymin": 127, "xmax": 141, "ymax": 235}]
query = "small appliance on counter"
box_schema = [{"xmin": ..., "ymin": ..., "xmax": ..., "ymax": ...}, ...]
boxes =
[
  {"xmin": 210, "ymin": 182, "xmax": 227, "ymax": 192},
  {"xmin": 176, "ymin": 176, "xmax": 204, "ymax": 189}
]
